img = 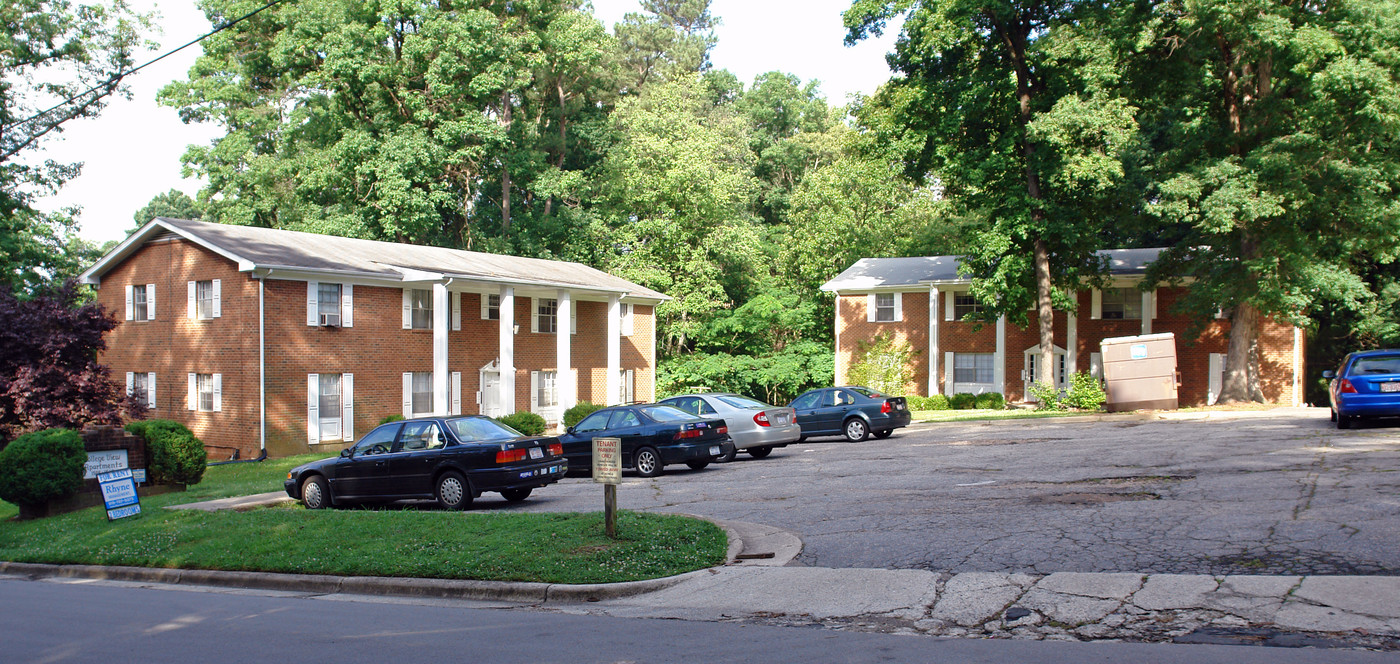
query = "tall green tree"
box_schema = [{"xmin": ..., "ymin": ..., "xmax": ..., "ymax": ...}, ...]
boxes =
[
  {"xmin": 614, "ymin": 0, "xmax": 718, "ymax": 92},
  {"xmin": 845, "ymin": 0, "xmax": 1141, "ymax": 388},
  {"xmin": 1, "ymin": 0, "xmax": 149, "ymax": 294},
  {"xmin": 1138, "ymin": 0, "xmax": 1400, "ymax": 403}
]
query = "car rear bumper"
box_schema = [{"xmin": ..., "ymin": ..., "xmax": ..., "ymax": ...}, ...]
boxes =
[
  {"xmin": 658, "ymin": 440, "xmax": 726, "ymax": 465},
  {"xmin": 1335, "ymin": 394, "xmax": 1400, "ymax": 418},
  {"xmin": 732, "ymin": 424, "xmax": 801, "ymax": 449},
  {"xmin": 870, "ymin": 411, "xmax": 912, "ymax": 430},
  {"xmin": 467, "ymin": 459, "xmax": 568, "ymax": 492}
]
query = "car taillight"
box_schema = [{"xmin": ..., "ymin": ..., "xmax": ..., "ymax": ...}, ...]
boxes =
[
  {"xmin": 881, "ymin": 400, "xmax": 892, "ymax": 414},
  {"xmin": 753, "ymin": 412, "xmax": 770, "ymax": 427},
  {"xmin": 496, "ymin": 448, "xmax": 528, "ymax": 464},
  {"xmin": 1339, "ymin": 379, "xmax": 1358, "ymax": 394},
  {"xmin": 548, "ymin": 443, "xmax": 563, "ymax": 456},
  {"xmin": 717, "ymin": 426, "xmax": 727, "ymax": 435},
  {"xmin": 674, "ymin": 429, "xmax": 702, "ymax": 440}
]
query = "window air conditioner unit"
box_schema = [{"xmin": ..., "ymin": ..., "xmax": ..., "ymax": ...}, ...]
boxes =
[{"xmin": 319, "ymin": 313, "xmax": 341, "ymax": 327}]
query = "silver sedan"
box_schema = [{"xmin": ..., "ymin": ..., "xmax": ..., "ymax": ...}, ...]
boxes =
[{"xmin": 659, "ymin": 393, "xmax": 801, "ymax": 461}]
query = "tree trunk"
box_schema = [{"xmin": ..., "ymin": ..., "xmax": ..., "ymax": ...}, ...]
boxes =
[
  {"xmin": 1218, "ymin": 302, "xmax": 1260, "ymax": 403},
  {"xmin": 501, "ymin": 90, "xmax": 512, "ymax": 233}
]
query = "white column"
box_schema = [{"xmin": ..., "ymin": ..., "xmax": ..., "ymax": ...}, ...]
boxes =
[
  {"xmin": 499, "ymin": 285, "xmax": 516, "ymax": 414},
  {"xmin": 557, "ymin": 289, "xmax": 574, "ymax": 410},
  {"xmin": 432, "ymin": 282, "xmax": 449, "ymax": 416},
  {"xmin": 928, "ymin": 287, "xmax": 939, "ymax": 396},
  {"xmin": 994, "ymin": 315, "xmax": 1007, "ymax": 394},
  {"xmin": 1067, "ymin": 293, "xmax": 1078, "ymax": 380},
  {"xmin": 606, "ymin": 294, "xmax": 621, "ymax": 405}
]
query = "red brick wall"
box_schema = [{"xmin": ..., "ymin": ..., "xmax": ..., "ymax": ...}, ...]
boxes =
[{"xmin": 836, "ymin": 292, "xmax": 930, "ymax": 394}]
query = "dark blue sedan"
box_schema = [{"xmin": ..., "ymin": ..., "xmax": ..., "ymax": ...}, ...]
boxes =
[
  {"xmin": 788, "ymin": 386, "xmax": 911, "ymax": 442},
  {"xmin": 557, "ymin": 404, "xmax": 730, "ymax": 477},
  {"xmin": 1325, "ymin": 350, "xmax": 1400, "ymax": 429}
]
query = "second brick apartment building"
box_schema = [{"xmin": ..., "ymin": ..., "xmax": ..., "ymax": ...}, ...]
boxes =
[{"xmin": 80, "ymin": 218, "xmax": 667, "ymax": 459}]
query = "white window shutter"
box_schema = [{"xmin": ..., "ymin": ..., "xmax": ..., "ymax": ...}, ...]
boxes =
[
  {"xmin": 1208, "ymin": 353, "xmax": 1224, "ymax": 405},
  {"xmin": 146, "ymin": 285, "xmax": 156, "ymax": 320},
  {"xmin": 341, "ymin": 284, "xmax": 353, "ymax": 327},
  {"xmin": 866, "ymin": 294, "xmax": 876, "ymax": 322},
  {"xmin": 531, "ymin": 298, "xmax": 540, "ymax": 333},
  {"xmin": 1091, "ymin": 289, "xmax": 1102, "ymax": 319},
  {"xmin": 894, "ymin": 293, "xmax": 903, "ymax": 322},
  {"xmin": 188, "ymin": 281, "xmax": 196, "ymax": 319},
  {"xmin": 402, "ymin": 289, "xmax": 412, "ymax": 329},
  {"xmin": 402, "ymin": 373, "xmax": 413, "ymax": 417},
  {"xmin": 571, "ymin": 299, "xmax": 577, "ymax": 335},
  {"xmin": 530, "ymin": 371, "xmax": 539, "ymax": 411},
  {"xmin": 451, "ymin": 292, "xmax": 461, "ymax": 331},
  {"xmin": 451, "ymin": 372, "xmax": 462, "ymax": 415},
  {"xmin": 944, "ymin": 291, "xmax": 955, "ymax": 321},
  {"xmin": 307, "ymin": 374, "xmax": 320, "ymax": 444},
  {"xmin": 341, "ymin": 373, "xmax": 354, "ymax": 442},
  {"xmin": 187, "ymin": 373, "xmax": 196, "ymax": 411},
  {"xmin": 621, "ymin": 303, "xmax": 633, "ymax": 336},
  {"xmin": 126, "ymin": 372, "xmax": 134, "ymax": 395},
  {"xmin": 480, "ymin": 293, "xmax": 490, "ymax": 319},
  {"xmin": 307, "ymin": 282, "xmax": 319, "ymax": 326},
  {"xmin": 944, "ymin": 352, "xmax": 955, "ymax": 394},
  {"xmin": 212, "ymin": 373, "xmax": 222, "ymax": 412},
  {"xmin": 147, "ymin": 373, "xmax": 157, "ymax": 408},
  {"xmin": 212, "ymin": 279, "xmax": 221, "ymax": 318},
  {"xmin": 125, "ymin": 285, "xmax": 134, "ymax": 321}
]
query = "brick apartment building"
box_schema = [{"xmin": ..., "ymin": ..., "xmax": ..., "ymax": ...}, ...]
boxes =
[
  {"xmin": 79, "ymin": 218, "xmax": 667, "ymax": 459},
  {"xmin": 821, "ymin": 249, "xmax": 1306, "ymax": 406}
]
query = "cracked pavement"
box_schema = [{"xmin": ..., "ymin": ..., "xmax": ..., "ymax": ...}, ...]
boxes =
[{"xmin": 506, "ymin": 407, "xmax": 1400, "ymax": 578}]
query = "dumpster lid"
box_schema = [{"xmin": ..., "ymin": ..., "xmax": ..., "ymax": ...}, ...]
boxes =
[{"xmin": 1101, "ymin": 332, "xmax": 1176, "ymax": 346}]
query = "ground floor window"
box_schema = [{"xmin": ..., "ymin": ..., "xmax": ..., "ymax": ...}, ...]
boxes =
[
  {"xmin": 188, "ymin": 373, "xmax": 221, "ymax": 412},
  {"xmin": 618, "ymin": 369, "xmax": 635, "ymax": 404},
  {"xmin": 412, "ymin": 371, "xmax": 433, "ymax": 415},
  {"xmin": 953, "ymin": 354, "xmax": 994, "ymax": 385},
  {"xmin": 310, "ymin": 372, "xmax": 353, "ymax": 443},
  {"xmin": 319, "ymin": 374, "xmax": 342, "ymax": 439}
]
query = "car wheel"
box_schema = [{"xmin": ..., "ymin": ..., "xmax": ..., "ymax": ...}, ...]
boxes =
[
  {"xmin": 1337, "ymin": 415, "xmax": 1352, "ymax": 430},
  {"xmin": 300, "ymin": 475, "xmax": 330, "ymax": 510},
  {"xmin": 747, "ymin": 446, "xmax": 773, "ymax": 459},
  {"xmin": 686, "ymin": 460, "xmax": 710, "ymax": 471},
  {"xmin": 844, "ymin": 418, "xmax": 869, "ymax": 442},
  {"xmin": 501, "ymin": 488, "xmax": 532, "ymax": 502},
  {"xmin": 635, "ymin": 447, "xmax": 663, "ymax": 478},
  {"xmin": 716, "ymin": 445, "xmax": 737, "ymax": 463},
  {"xmin": 436, "ymin": 471, "xmax": 473, "ymax": 510},
  {"xmin": 873, "ymin": 429, "xmax": 893, "ymax": 439},
  {"xmin": 1330, "ymin": 408, "xmax": 1337, "ymax": 422}
]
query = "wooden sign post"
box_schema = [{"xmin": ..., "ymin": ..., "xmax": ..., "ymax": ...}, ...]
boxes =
[{"xmin": 592, "ymin": 437, "xmax": 622, "ymax": 537}]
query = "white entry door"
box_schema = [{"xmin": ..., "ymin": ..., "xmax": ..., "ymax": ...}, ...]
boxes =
[{"xmin": 480, "ymin": 367, "xmax": 502, "ymax": 417}]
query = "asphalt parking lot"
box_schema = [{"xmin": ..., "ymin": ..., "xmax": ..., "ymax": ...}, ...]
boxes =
[{"xmin": 506, "ymin": 408, "xmax": 1400, "ymax": 576}]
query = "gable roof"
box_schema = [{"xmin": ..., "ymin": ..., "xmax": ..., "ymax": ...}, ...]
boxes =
[
  {"xmin": 820, "ymin": 248, "xmax": 1165, "ymax": 292},
  {"xmin": 80, "ymin": 218, "xmax": 669, "ymax": 302}
]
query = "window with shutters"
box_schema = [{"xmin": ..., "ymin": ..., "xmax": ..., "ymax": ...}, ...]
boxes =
[
  {"xmin": 537, "ymin": 371, "xmax": 559, "ymax": 408},
  {"xmin": 953, "ymin": 353, "xmax": 994, "ymax": 384},
  {"xmin": 485, "ymin": 294, "xmax": 500, "ymax": 320},
  {"xmin": 537, "ymin": 298, "xmax": 558, "ymax": 333},
  {"xmin": 131, "ymin": 372, "xmax": 148, "ymax": 400},
  {"xmin": 410, "ymin": 289, "xmax": 433, "ymax": 329},
  {"xmin": 133, "ymin": 285, "xmax": 149, "ymax": 320},
  {"xmin": 1100, "ymin": 287, "xmax": 1142, "ymax": 320},
  {"xmin": 318, "ymin": 283, "xmax": 342, "ymax": 326},
  {"xmin": 197, "ymin": 373, "xmax": 215, "ymax": 412},
  {"xmin": 874, "ymin": 293, "xmax": 896, "ymax": 322},
  {"xmin": 953, "ymin": 293, "xmax": 982, "ymax": 319},
  {"xmin": 412, "ymin": 371, "xmax": 433, "ymax": 415},
  {"xmin": 195, "ymin": 280, "xmax": 215, "ymax": 319},
  {"xmin": 618, "ymin": 369, "xmax": 634, "ymax": 404},
  {"xmin": 319, "ymin": 374, "xmax": 342, "ymax": 440}
]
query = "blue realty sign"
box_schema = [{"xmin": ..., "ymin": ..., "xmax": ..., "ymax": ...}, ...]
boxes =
[{"xmin": 97, "ymin": 467, "xmax": 141, "ymax": 521}]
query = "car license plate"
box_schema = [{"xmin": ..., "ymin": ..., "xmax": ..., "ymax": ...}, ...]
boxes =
[
  {"xmin": 775, "ymin": 415, "xmax": 789, "ymax": 425},
  {"xmin": 895, "ymin": 402, "xmax": 905, "ymax": 410},
  {"xmin": 529, "ymin": 447, "xmax": 544, "ymax": 459},
  {"xmin": 1383, "ymin": 382, "xmax": 1400, "ymax": 393},
  {"xmin": 709, "ymin": 445, "xmax": 721, "ymax": 456}
]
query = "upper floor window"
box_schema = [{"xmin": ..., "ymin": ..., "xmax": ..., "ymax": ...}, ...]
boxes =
[
  {"xmin": 954, "ymin": 293, "xmax": 982, "ymax": 320},
  {"xmin": 483, "ymin": 294, "xmax": 500, "ymax": 320},
  {"xmin": 196, "ymin": 280, "xmax": 216, "ymax": 319},
  {"xmin": 410, "ymin": 289, "xmax": 432, "ymax": 329},
  {"xmin": 537, "ymin": 298, "xmax": 558, "ymax": 334},
  {"xmin": 126, "ymin": 284, "xmax": 154, "ymax": 321},
  {"xmin": 1101, "ymin": 288, "xmax": 1142, "ymax": 320},
  {"xmin": 875, "ymin": 293, "xmax": 896, "ymax": 322},
  {"xmin": 317, "ymin": 283, "xmax": 342, "ymax": 326},
  {"xmin": 134, "ymin": 286, "xmax": 149, "ymax": 320},
  {"xmin": 619, "ymin": 302, "xmax": 634, "ymax": 335}
]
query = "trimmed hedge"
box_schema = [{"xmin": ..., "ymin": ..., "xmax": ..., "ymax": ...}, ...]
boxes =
[
  {"xmin": 949, "ymin": 393, "xmax": 978, "ymax": 410},
  {"xmin": 126, "ymin": 420, "xmax": 207, "ymax": 485},
  {"xmin": 563, "ymin": 402, "xmax": 602, "ymax": 428},
  {"xmin": 0, "ymin": 428, "xmax": 87, "ymax": 514},
  {"xmin": 497, "ymin": 412, "xmax": 547, "ymax": 436},
  {"xmin": 906, "ymin": 394, "xmax": 951, "ymax": 411},
  {"xmin": 975, "ymin": 392, "xmax": 1005, "ymax": 410}
]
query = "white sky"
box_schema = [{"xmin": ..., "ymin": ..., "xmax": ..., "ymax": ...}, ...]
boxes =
[{"xmin": 31, "ymin": 0, "xmax": 900, "ymax": 245}]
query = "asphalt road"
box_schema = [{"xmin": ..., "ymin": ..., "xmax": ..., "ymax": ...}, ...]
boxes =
[
  {"xmin": 5, "ymin": 577, "xmax": 1394, "ymax": 664},
  {"xmin": 493, "ymin": 408, "xmax": 1400, "ymax": 576}
]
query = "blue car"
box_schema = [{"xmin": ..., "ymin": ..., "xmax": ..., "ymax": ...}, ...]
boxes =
[
  {"xmin": 1324, "ymin": 350, "xmax": 1400, "ymax": 429},
  {"xmin": 788, "ymin": 386, "xmax": 911, "ymax": 442},
  {"xmin": 557, "ymin": 404, "xmax": 731, "ymax": 477}
]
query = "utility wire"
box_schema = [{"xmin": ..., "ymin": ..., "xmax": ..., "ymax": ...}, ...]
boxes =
[{"xmin": 3, "ymin": 0, "xmax": 292, "ymax": 133}]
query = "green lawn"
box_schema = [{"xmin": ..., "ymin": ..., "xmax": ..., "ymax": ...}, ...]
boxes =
[{"xmin": 0, "ymin": 455, "xmax": 726, "ymax": 584}]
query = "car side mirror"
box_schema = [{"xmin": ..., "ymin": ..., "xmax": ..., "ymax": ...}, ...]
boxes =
[
  {"xmin": 565, "ymin": 426, "xmax": 575, "ymax": 435},
  {"xmin": 340, "ymin": 448, "xmax": 352, "ymax": 458},
  {"xmin": 1322, "ymin": 370, "xmax": 1336, "ymax": 379}
]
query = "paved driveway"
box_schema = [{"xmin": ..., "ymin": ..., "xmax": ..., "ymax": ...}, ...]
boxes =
[{"xmin": 503, "ymin": 408, "xmax": 1400, "ymax": 576}]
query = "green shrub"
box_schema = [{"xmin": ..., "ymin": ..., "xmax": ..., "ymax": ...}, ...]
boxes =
[
  {"xmin": 949, "ymin": 393, "xmax": 977, "ymax": 410},
  {"xmin": 0, "ymin": 428, "xmax": 87, "ymax": 514},
  {"xmin": 1063, "ymin": 372, "xmax": 1107, "ymax": 411},
  {"xmin": 975, "ymin": 392, "xmax": 1005, "ymax": 410},
  {"xmin": 847, "ymin": 333, "xmax": 919, "ymax": 396},
  {"xmin": 904, "ymin": 396, "xmax": 929, "ymax": 410},
  {"xmin": 497, "ymin": 412, "xmax": 547, "ymax": 436},
  {"xmin": 1028, "ymin": 382, "xmax": 1066, "ymax": 411},
  {"xmin": 925, "ymin": 394, "xmax": 951, "ymax": 410},
  {"xmin": 563, "ymin": 402, "xmax": 602, "ymax": 428},
  {"xmin": 125, "ymin": 419, "xmax": 206, "ymax": 485},
  {"xmin": 379, "ymin": 414, "xmax": 405, "ymax": 425}
]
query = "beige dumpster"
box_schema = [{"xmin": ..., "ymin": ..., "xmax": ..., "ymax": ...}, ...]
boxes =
[{"xmin": 1100, "ymin": 333, "xmax": 1179, "ymax": 412}]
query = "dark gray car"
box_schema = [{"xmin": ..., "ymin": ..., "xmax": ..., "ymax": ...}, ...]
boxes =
[{"xmin": 788, "ymin": 386, "xmax": 911, "ymax": 442}]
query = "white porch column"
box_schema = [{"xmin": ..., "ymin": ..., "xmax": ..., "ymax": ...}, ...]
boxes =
[
  {"xmin": 1067, "ymin": 294, "xmax": 1079, "ymax": 379},
  {"xmin": 928, "ymin": 287, "xmax": 939, "ymax": 396},
  {"xmin": 499, "ymin": 285, "xmax": 516, "ymax": 414},
  {"xmin": 1141, "ymin": 289, "xmax": 1154, "ymax": 336},
  {"xmin": 557, "ymin": 289, "xmax": 575, "ymax": 410},
  {"xmin": 432, "ymin": 282, "xmax": 449, "ymax": 416},
  {"xmin": 606, "ymin": 294, "xmax": 621, "ymax": 405},
  {"xmin": 994, "ymin": 315, "xmax": 1007, "ymax": 394}
]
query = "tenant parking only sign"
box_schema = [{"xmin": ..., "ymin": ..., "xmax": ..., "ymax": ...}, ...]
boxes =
[{"xmin": 592, "ymin": 437, "xmax": 621, "ymax": 484}]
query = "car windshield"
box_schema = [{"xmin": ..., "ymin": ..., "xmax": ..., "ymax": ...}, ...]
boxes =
[
  {"xmin": 849, "ymin": 387, "xmax": 885, "ymax": 398},
  {"xmin": 716, "ymin": 394, "xmax": 770, "ymax": 410},
  {"xmin": 639, "ymin": 405, "xmax": 697, "ymax": 422},
  {"xmin": 1352, "ymin": 356, "xmax": 1400, "ymax": 375},
  {"xmin": 447, "ymin": 417, "xmax": 522, "ymax": 442}
]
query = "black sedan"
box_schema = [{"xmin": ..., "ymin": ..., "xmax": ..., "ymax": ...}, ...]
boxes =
[
  {"xmin": 788, "ymin": 386, "xmax": 911, "ymax": 442},
  {"xmin": 284, "ymin": 416, "xmax": 567, "ymax": 509},
  {"xmin": 557, "ymin": 404, "xmax": 731, "ymax": 477}
]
